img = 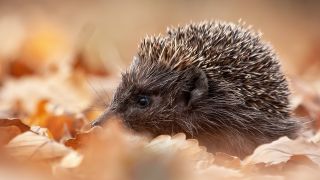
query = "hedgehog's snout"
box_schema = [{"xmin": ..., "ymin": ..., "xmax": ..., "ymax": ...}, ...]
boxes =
[{"xmin": 91, "ymin": 109, "xmax": 119, "ymax": 127}]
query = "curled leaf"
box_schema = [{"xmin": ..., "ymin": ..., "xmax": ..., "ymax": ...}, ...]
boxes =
[
  {"xmin": 0, "ymin": 118, "xmax": 30, "ymax": 145},
  {"xmin": 6, "ymin": 131, "xmax": 72, "ymax": 161},
  {"xmin": 244, "ymin": 137, "xmax": 320, "ymax": 167}
]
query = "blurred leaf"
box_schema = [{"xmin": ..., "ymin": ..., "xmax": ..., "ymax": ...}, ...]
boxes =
[
  {"xmin": 0, "ymin": 126, "xmax": 21, "ymax": 146},
  {"xmin": 26, "ymin": 100, "xmax": 85, "ymax": 141},
  {"xmin": 6, "ymin": 131, "xmax": 72, "ymax": 161},
  {"xmin": 0, "ymin": 118, "xmax": 30, "ymax": 145},
  {"xmin": 0, "ymin": 118, "xmax": 29, "ymax": 132},
  {"xmin": 64, "ymin": 126, "xmax": 102, "ymax": 150},
  {"xmin": 244, "ymin": 137, "xmax": 320, "ymax": 166},
  {"xmin": 8, "ymin": 59, "xmax": 35, "ymax": 78}
]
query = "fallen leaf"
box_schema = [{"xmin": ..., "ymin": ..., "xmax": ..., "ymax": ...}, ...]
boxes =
[
  {"xmin": 6, "ymin": 131, "xmax": 72, "ymax": 161},
  {"xmin": 0, "ymin": 126, "xmax": 21, "ymax": 146},
  {"xmin": 244, "ymin": 136, "xmax": 320, "ymax": 166},
  {"xmin": 26, "ymin": 100, "xmax": 85, "ymax": 140},
  {"xmin": 284, "ymin": 155, "xmax": 319, "ymax": 170},
  {"xmin": 8, "ymin": 59, "xmax": 35, "ymax": 78},
  {"xmin": 64, "ymin": 126, "xmax": 102, "ymax": 149},
  {"xmin": 146, "ymin": 133, "xmax": 214, "ymax": 169},
  {"xmin": 0, "ymin": 118, "xmax": 30, "ymax": 132},
  {"xmin": 0, "ymin": 118, "xmax": 30, "ymax": 145}
]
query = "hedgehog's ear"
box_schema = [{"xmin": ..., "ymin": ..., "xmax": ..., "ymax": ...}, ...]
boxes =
[{"xmin": 186, "ymin": 68, "xmax": 208, "ymax": 106}]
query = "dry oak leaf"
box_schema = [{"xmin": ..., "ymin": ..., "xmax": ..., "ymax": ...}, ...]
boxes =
[
  {"xmin": 27, "ymin": 100, "xmax": 85, "ymax": 141},
  {"xmin": 64, "ymin": 126, "xmax": 103, "ymax": 149},
  {"xmin": 0, "ymin": 126, "xmax": 21, "ymax": 146},
  {"xmin": 244, "ymin": 136, "xmax": 320, "ymax": 167},
  {"xmin": 0, "ymin": 118, "xmax": 30, "ymax": 132},
  {"xmin": 146, "ymin": 133, "xmax": 214, "ymax": 170},
  {"xmin": 6, "ymin": 131, "xmax": 72, "ymax": 161},
  {"xmin": 0, "ymin": 118, "xmax": 30, "ymax": 145}
]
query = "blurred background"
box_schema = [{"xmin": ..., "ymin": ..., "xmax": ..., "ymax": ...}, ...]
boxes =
[{"xmin": 0, "ymin": 0, "xmax": 319, "ymax": 78}]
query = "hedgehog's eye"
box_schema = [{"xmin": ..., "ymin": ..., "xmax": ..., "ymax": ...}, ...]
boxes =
[{"xmin": 136, "ymin": 95, "xmax": 151, "ymax": 108}]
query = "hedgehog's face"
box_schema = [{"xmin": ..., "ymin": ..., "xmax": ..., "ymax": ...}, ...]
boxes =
[{"xmin": 92, "ymin": 57, "xmax": 209, "ymax": 137}]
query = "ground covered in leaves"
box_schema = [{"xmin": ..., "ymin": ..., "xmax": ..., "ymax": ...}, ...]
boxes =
[{"xmin": 0, "ymin": 28, "xmax": 320, "ymax": 180}]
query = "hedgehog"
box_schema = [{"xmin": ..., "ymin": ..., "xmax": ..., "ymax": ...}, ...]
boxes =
[{"xmin": 92, "ymin": 21, "xmax": 301, "ymax": 158}]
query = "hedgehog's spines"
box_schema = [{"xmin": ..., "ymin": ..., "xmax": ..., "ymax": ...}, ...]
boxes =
[{"xmin": 137, "ymin": 20, "xmax": 292, "ymax": 121}]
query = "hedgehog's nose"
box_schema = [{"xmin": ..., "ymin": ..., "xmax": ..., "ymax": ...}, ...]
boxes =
[{"xmin": 91, "ymin": 110, "xmax": 115, "ymax": 127}]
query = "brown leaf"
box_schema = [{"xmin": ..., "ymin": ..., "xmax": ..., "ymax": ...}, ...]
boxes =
[
  {"xmin": 8, "ymin": 59, "xmax": 35, "ymax": 78},
  {"xmin": 64, "ymin": 126, "xmax": 102, "ymax": 149},
  {"xmin": 26, "ymin": 100, "xmax": 85, "ymax": 140},
  {"xmin": 146, "ymin": 133, "xmax": 214, "ymax": 169},
  {"xmin": 0, "ymin": 118, "xmax": 30, "ymax": 132},
  {"xmin": 0, "ymin": 118, "xmax": 30, "ymax": 145},
  {"xmin": 284, "ymin": 155, "xmax": 319, "ymax": 170},
  {"xmin": 244, "ymin": 137, "xmax": 320, "ymax": 167},
  {"xmin": 6, "ymin": 131, "xmax": 72, "ymax": 161},
  {"xmin": 0, "ymin": 126, "xmax": 21, "ymax": 146}
]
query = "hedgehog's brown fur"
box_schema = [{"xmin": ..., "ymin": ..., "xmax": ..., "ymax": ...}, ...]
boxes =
[{"xmin": 93, "ymin": 21, "xmax": 301, "ymax": 158}]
